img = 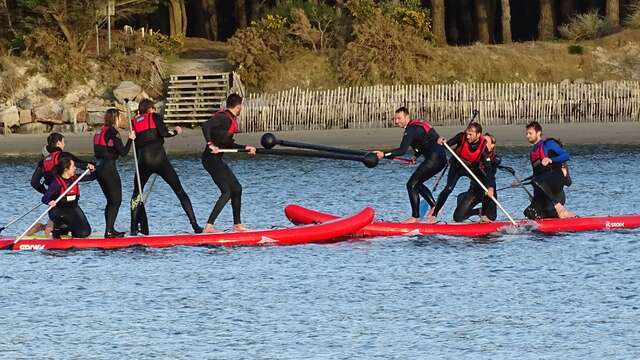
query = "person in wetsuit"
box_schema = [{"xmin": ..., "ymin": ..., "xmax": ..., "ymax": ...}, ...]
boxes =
[
  {"xmin": 42, "ymin": 157, "xmax": 96, "ymax": 238},
  {"xmin": 373, "ymin": 107, "xmax": 447, "ymax": 223},
  {"xmin": 129, "ymin": 99, "xmax": 202, "ymax": 235},
  {"xmin": 521, "ymin": 121, "xmax": 575, "ymax": 219},
  {"xmin": 93, "ymin": 109, "xmax": 135, "ymax": 238},
  {"xmin": 29, "ymin": 133, "xmax": 95, "ymax": 236},
  {"xmin": 201, "ymin": 94, "xmax": 257, "ymax": 232},
  {"xmin": 31, "ymin": 133, "xmax": 95, "ymax": 194},
  {"xmin": 428, "ymin": 122, "xmax": 495, "ymax": 223},
  {"xmin": 455, "ymin": 133, "xmax": 501, "ymax": 223}
]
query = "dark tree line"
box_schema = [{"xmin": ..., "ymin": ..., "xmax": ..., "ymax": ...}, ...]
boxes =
[{"xmin": 2, "ymin": 0, "xmax": 637, "ymax": 45}]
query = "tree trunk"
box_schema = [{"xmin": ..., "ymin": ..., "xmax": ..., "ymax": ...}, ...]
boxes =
[
  {"xmin": 168, "ymin": 0, "xmax": 187, "ymax": 37},
  {"xmin": 248, "ymin": 0, "xmax": 259, "ymax": 23},
  {"xmin": 236, "ymin": 0, "xmax": 247, "ymax": 29},
  {"xmin": 559, "ymin": 0, "xmax": 575, "ymax": 24},
  {"xmin": 459, "ymin": 0, "xmax": 473, "ymax": 44},
  {"xmin": 475, "ymin": 0, "xmax": 491, "ymax": 43},
  {"xmin": 538, "ymin": 0, "xmax": 555, "ymax": 40},
  {"xmin": 500, "ymin": 0, "xmax": 512, "ymax": 43},
  {"xmin": 51, "ymin": 13, "xmax": 79, "ymax": 53},
  {"xmin": 335, "ymin": 0, "xmax": 344, "ymax": 17},
  {"xmin": 432, "ymin": 0, "xmax": 446, "ymax": 45},
  {"xmin": 205, "ymin": 0, "xmax": 218, "ymax": 40},
  {"xmin": 606, "ymin": 0, "xmax": 619, "ymax": 26}
]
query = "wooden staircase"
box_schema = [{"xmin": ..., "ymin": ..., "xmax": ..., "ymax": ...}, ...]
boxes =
[{"xmin": 164, "ymin": 73, "xmax": 230, "ymax": 124}]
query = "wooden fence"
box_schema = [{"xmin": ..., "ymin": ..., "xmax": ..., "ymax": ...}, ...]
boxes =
[{"xmin": 240, "ymin": 82, "xmax": 640, "ymax": 132}]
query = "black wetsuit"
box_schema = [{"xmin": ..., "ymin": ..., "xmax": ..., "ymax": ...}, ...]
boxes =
[
  {"xmin": 42, "ymin": 174, "xmax": 96, "ymax": 238},
  {"xmin": 524, "ymin": 139, "xmax": 570, "ymax": 219},
  {"xmin": 384, "ymin": 122, "xmax": 447, "ymax": 218},
  {"xmin": 432, "ymin": 133, "xmax": 495, "ymax": 221},
  {"xmin": 31, "ymin": 149, "xmax": 91, "ymax": 194},
  {"xmin": 456, "ymin": 152, "xmax": 501, "ymax": 221},
  {"xmin": 94, "ymin": 126, "xmax": 132, "ymax": 236},
  {"xmin": 130, "ymin": 112, "xmax": 201, "ymax": 234},
  {"xmin": 201, "ymin": 110, "xmax": 246, "ymax": 225}
]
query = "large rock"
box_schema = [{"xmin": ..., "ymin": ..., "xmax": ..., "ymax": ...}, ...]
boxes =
[
  {"xmin": 52, "ymin": 123, "xmax": 88, "ymax": 133},
  {"xmin": 34, "ymin": 100, "xmax": 64, "ymax": 124},
  {"xmin": 86, "ymin": 106, "xmax": 111, "ymax": 126},
  {"xmin": 15, "ymin": 122, "xmax": 50, "ymax": 134},
  {"xmin": 113, "ymin": 81, "xmax": 142, "ymax": 103},
  {"xmin": 19, "ymin": 109, "xmax": 32, "ymax": 124},
  {"xmin": 0, "ymin": 106, "xmax": 20, "ymax": 129},
  {"xmin": 63, "ymin": 85, "xmax": 93, "ymax": 106}
]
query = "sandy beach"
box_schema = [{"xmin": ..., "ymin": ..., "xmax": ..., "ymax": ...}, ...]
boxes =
[{"xmin": 0, "ymin": 122, "xmax": 638, "ymax": 157}]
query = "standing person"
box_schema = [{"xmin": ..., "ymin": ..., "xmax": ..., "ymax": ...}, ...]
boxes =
[
  {"xmin": 201, "ymin": 93, "xmax": 256, "ymax": 232},
  {"xmin": 93, "ymin": 108, "xmax": 135, "ymax": 238},
  {"xmin": 428, "ymin": 122, "xmax": 495, "ymax": 223},
  {"xmin": 42, "ymin": 157, "xmax": 96, "ymax": 238},
  {"xmin": 373, "ymin": 107, "xmax": 447, "ymax": 223},
  {"xmin": 455, "ymin": 133, "xmax": 501, "ymax": 223},
  {"xmin": 129, "ymin": 99, "xmax": 202, "ymax": 235},
  {"xmin": 522, "ymin": 121, "xmax": 575, "ymax": 219}
]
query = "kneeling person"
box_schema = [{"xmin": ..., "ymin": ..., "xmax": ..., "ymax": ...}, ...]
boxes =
[
  {"xmin": 42, "ymin": 157, "xmax": 96, "ymax": 238},
  {"xmin": 523, "ymin": 121, "xmax": 574, "ymax": 219}
]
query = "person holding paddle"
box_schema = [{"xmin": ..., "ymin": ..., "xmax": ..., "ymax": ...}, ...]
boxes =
[
  {"xmin": 373, "ymin": 107, "xmax": 447, "ymax": 223},
  {"xmin": 455, "ymin": 133, "xmax": 501, "ymax": 223},
  {"xmin": 521, "ymin": 121, "xmax": 575, "ymax": 219},
  {"xmin": 428, "ymin": 122, "xmax": 495, "ymax": 224},
  {"xmin": 93, "ymin": 108, "xmax": 135, "ymax": 238},
  {"xmin": 42, "ymin": 157, "xmax": 96, "ymax": 238},
  {"xmin": 201, "ymin": 93, "xmax": 256, "ymax": 232},
  {"xmin": 129, "ymin": 99, "xmax": 202, "ymax": 235}
]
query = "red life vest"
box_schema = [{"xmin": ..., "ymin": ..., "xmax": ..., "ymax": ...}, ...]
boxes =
[
  {"xmin": 456, "ymin": 134, "xmax": 486, "ymax": 164},
  {"xmin": 42, "ymin": 150, "xmax": 62, "ymax": 173},
  {"xmin": 54, "ymin": 175, "xmax": 80, "ymax": 204},
  {"xmin": 93, "ymin": 125, "xmax": 114, "ymax": 148},
  {"xmin": 529, "ymin": 139, "xmax": 547, "ymax": 165},
  {"xmin": 131, "ymin": 113, "xmax": 157, "ymax": 135},
  {"xmin": 407, "ymin": 119, "xmax": 433, "ymax": 134},
  {"xmin": 214, "ymin": 110, "xmax": 239, "ymax": 135}
]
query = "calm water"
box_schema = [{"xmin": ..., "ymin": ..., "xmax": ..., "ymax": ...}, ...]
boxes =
[{"xmin": 1, "ymin": 145, "xmax": 639, "ymax": 359}]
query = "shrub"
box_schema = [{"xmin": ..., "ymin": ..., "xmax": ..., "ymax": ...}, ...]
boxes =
[
  {"xmin": 625, "ymin": 0, "xmax": 640, "ymax": 28},
  {"xmin": 567, "ymin": 44, "xmax": 583, "ymax": 54},
  {"xmin": 227, "ymin": 15, "xmax": 294, "ymax": 90},
  {"xmin": 558, "ymin": 10, "xmax": 615, "ymax": 41},
  {"xmin": 386, "ymin": 1, "xmax": 433, "ymax": 40},
  {"xmin": 0, "ymin": 57, "xmax": 26, "ymax": 104},
  {"xmin": 339, "ymin": 8, "xmax": 432, "ymax": 85}
]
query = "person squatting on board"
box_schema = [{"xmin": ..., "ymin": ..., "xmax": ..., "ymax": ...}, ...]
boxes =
[
  {"xmin": 28, "ymin": 133, "xmax": 96, "ymax": 236},
  {"xmin": 455, "ymin": 133, "xmax": 501, "ymax": 223},
  {"xmin": 129, "ymin": 98, "xmax": 202, "ymax": 235},
  {"xmin": 428, "ymin": 122, "xmax": 495, "ymax": 224},
  {"xmin": 520, "ymin": 121, "xmax": 575, "ymax": 219},
  {"xmin": 42, "ymin": 157, "xmax": 97, "ymax": 238},
  {"xmin": 374, "ymin": 107, "xmax": 447, "ymax": 223},
  {"xmin": 201, "ymin": 93, "xmax": 257, "ymax": 232},
  {"xmin": 93, "ymin": 108, "xmax": 135, "ymax": 238}
]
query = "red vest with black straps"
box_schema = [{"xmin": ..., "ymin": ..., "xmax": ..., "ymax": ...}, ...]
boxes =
[
  {"xmin": 407, "ymin": 119, "xmax": 433, "ymax": 134},
  {"xmin": 54, "ymin": 175, "xmax": 80, "ymax": 204},
  {"xmin": 456, "ymin": 134, "xmax": 486, "ymax": 164},
  {"xmin": 94, "ymin": 125, "xmax": 115, "ymax": 148},
  {"xmin": 43, "ymin": 150, "xmax": 62, "ymax": 173},
  {"xmin": 214, "ymin": 109, "xmax": 239, "ymax": 135},
  {"xmin": 131, "ymin": 113, "xmax": 157, "ymax": 135},
  {"xmin": 530, "ymin": 139, "xmax": 547, "ymax": 165}
]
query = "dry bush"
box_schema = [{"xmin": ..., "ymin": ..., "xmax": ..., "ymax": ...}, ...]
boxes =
[
  {"xmin": 625, "ymin": 1, "xmax": 640, "ymax": 28},
  {"xmin": 0, "ymin": 56, "xmax": 26, "ymax": 104},
  {"xmin": 228, "ymin": 15, "xmax": 295, "ymax": 90},
  {"xmin": 559, "ymin": 10, "xmax": 615, "ymax": 41},
  {"xmin": 339, "ymin": 8, "xmax": 432, "ymax": 85}
]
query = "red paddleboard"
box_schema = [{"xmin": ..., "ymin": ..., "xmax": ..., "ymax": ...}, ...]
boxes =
[
  {"xmin": 0, "ymin": 208, "xmax": 374, "ymax": 251},
  {"xmin": 285, "ymin": 205, "xmax": 640, "ymax": 238}
]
